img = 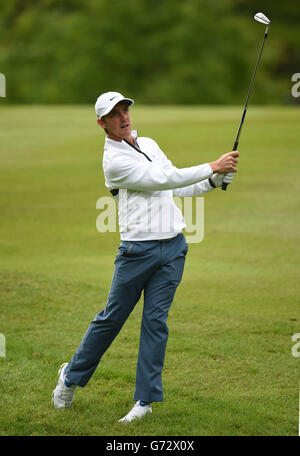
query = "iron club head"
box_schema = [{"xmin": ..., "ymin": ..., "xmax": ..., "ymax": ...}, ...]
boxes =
[{"xmin": 254, "ymin": 12, "xmax": 270, "ymax": 25}]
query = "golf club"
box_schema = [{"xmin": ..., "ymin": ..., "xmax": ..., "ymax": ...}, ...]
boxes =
[{"xmin": 222, "ymin": 12, "xmax": 270, "ymax": 191}]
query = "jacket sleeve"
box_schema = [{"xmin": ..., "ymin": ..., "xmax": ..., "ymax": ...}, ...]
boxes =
[
  {"xmin": 106, "ymin": 154, "xmax": 213, "ymax": 191},
  {"xmin": 155, "ymin": 146, "xmax": 215, "ymax": 195},
  {"xmin": 172, "ymin": 180, "xmax": 215, "ymax": 196}
]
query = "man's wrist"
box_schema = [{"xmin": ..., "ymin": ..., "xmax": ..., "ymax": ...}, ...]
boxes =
[{"xmin": 209, "ymin": 162, "xmax": 218, "ymax": 173}]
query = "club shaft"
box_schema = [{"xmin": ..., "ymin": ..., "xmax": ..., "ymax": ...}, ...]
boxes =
[{"xmin": 222, "ymin": 25, "xmax": 269, "ymax": 191}]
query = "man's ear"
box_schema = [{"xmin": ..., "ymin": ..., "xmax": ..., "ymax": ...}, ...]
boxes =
[
  {"xmin": 97, "ymin": 118, "xmax": 104, "ymax": 128},
  {"xmin": 97, "ymin": 117, "xmax": 108, "ymax": 134}
]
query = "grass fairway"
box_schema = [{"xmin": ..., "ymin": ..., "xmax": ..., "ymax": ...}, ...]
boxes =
[{"xmin": 0, "ymin": 104, "xmax": 299, "ymax": 436}]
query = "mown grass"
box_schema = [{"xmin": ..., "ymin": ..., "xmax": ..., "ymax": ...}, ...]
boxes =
[{"xmin": 0, "ymin": 104, "xmax": 299, "ymax": 436}]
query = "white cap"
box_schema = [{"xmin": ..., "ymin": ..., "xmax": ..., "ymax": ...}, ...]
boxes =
[{"xmin": 95, "ymin": 91, "xmax": 134, "ymax": 118}]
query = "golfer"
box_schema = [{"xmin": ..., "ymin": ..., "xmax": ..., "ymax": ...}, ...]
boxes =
[{"xmin": 52, "ymin": 91, "xmax": 238, "ymax": 422}]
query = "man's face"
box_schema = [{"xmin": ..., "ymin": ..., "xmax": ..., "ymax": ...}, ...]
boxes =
[{"xmin": 98, "ymin": 101, "xmax": 132, "ymax": 142}]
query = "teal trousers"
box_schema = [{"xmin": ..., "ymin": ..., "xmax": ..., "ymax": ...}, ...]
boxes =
[{"xmin": 65, "ymin": 233, "xmax": 188, "ymax": 402}]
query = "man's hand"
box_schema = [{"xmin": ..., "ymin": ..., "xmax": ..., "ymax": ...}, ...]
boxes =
[{"xmin": 209, "ymin": 151, "xmax": 239, "ymax": 174}]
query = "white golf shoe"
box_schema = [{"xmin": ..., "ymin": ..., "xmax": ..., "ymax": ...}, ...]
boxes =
[
  {"xmin": 118, "ymin": 401, "xmax": 152, "ymax": 423},
  {"xmin": 52, "ymin": 363, "xmax": 76, "ymax": 409}
]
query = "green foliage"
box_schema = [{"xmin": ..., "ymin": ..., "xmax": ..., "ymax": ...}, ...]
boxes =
[{"xmin": 0, "ymin": 0, "xmax": 299, "ymax": 104}]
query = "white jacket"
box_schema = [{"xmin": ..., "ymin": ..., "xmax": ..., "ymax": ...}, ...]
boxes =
[{"xmin": 102, "ymin": 131, "xmax": 214, "ymax": 241}]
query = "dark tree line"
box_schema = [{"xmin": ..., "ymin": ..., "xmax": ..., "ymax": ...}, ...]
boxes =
[{"xmin": 0, "ymin": 0, "xmax": 299, "ymax": 104}]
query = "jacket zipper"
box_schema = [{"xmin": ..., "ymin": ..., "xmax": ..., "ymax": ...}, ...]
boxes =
[{"xmin": 123, "ymin": 138, "xmax": 152, "ymax": 162}]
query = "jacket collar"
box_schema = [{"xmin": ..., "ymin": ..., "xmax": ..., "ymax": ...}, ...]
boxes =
[{"xmin": 105, "ymin": 130, "xmax": 138, "ymax": 151}]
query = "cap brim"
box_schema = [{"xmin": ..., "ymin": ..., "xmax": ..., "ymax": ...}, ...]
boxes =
[{"xmin": 100, "ymin": 97, "xmax": 134, "ymax": 118}]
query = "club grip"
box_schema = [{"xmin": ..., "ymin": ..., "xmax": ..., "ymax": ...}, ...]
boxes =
[
  {"xmin": 221, "ymin": 182, "xmax": 228, "ymax": 191},
  {"xmin": 222, "ymin": 140, "xmax": 239, "ymax": 191}
]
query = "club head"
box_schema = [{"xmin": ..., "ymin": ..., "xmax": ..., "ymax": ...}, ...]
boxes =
[{"xmin": 254, "ymin": 12, "xmax": 270, "ymax": 25}]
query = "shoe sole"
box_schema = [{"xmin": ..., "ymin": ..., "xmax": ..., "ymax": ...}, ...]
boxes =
[{"xmin": 118, "ymin": 408, "xmax": 152, "ymax": 423}]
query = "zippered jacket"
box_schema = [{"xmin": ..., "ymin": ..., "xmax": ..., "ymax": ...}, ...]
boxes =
[{"xmin": 102, "ymin": 131, "xmax": 214, "ymax": 240}]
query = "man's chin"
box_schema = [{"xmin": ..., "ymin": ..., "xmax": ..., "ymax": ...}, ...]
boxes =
[
  {"xmin": 121, "ymin": 129, "xmax": 132, "ymax": 139},
  {"xmin": 107, "ymin": 126, "xmax": 132, "ymax": 142}
]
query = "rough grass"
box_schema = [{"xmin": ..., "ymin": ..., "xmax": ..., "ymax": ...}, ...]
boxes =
[{"xmin": 0, "ymin": 104, "xmax": 299, "ymax": 436}]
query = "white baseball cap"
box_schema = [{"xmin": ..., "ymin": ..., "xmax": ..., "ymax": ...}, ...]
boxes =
[{"xmin": 95, "ymin": 91, "xmax": 134, "ymax": 118}]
